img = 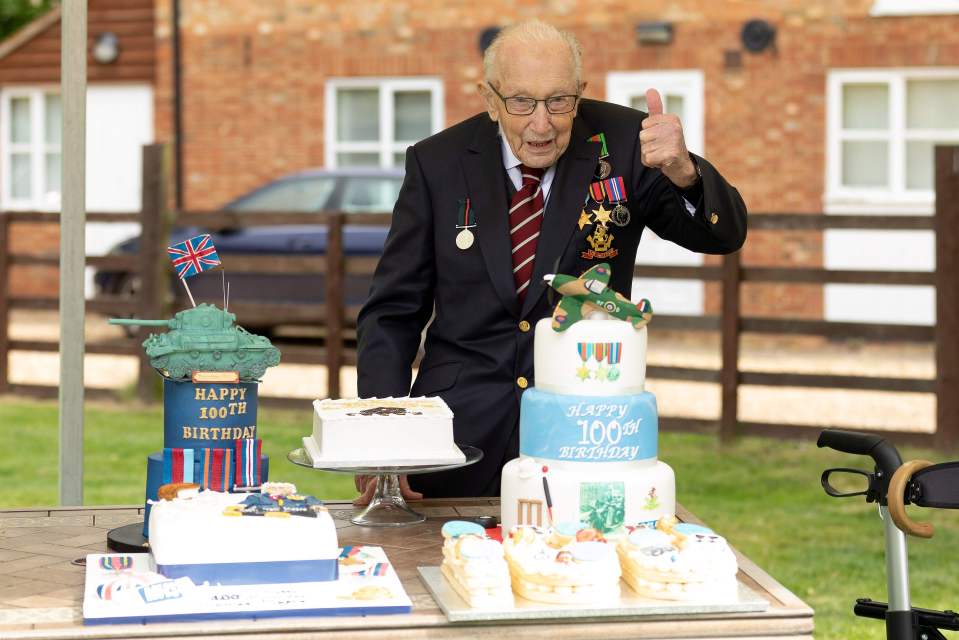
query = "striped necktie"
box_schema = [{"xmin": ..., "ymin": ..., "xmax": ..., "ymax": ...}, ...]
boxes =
[{"xmin": 509, "ymin": 164, "xmax": 545, "ymax": 302}]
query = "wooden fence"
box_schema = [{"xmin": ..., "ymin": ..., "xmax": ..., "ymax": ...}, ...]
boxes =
[{"xmin": 1, "ymin": 144, "xmax": 956, "ymax": 448}]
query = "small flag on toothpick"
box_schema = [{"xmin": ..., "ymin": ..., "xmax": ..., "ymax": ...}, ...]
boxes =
[{"xmin": 167, "ymin": 233, "xmax": 222, "ymax": 307}]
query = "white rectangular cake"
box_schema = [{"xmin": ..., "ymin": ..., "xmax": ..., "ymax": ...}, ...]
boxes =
[
  {"xmin": 148, "ymin": 487, "xmax": 340, "ymax": 585},
  {"xmin": 303, "ymin": 397, "xmax": 465, "ymax": 468}
]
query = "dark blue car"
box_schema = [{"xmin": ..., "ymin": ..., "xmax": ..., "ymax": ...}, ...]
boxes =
[{"xmin": 94, "ymin": 167, "xmax": 403, "ymax": 332}]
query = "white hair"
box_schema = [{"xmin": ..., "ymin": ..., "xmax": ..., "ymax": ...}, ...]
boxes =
[{"xmin": 483, "ymin": 20, "xmax": 582, "ymax": 87}]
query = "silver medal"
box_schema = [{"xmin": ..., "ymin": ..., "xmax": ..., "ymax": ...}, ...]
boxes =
[
  {"xmin": 611, "ymin": 204, "xmax": 631, "ymax": 227},
  {"xmin": 596, "ymin": 159, "xmax": 612, "ymax": 179},
  {"xmin": 456, "ymin": 228, "xmax": 475, "ymax": 250}
]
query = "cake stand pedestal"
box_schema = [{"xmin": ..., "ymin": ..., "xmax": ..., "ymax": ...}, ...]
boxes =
[{"xmin": 287, "ymin": 446, "xmax": 483, "ymax": 527}]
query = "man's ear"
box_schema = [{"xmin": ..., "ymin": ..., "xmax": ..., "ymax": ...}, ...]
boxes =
[{"xmin": 478, "ymin": 82, "xmax": 499, "ymax": 122}]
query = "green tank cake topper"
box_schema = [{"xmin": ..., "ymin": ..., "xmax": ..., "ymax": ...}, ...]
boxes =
[
  {"xmin": 110, "ymin": 303, "xmax": 280, "ymax": 382},
  {"xmin": 544, "ymin": 263, "xmax": 653, "ymax": 331}
]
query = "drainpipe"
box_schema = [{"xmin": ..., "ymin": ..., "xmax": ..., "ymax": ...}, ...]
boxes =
[{"xmin": 172, "ymin": 0, "xmax": 183, "ymax": 209}]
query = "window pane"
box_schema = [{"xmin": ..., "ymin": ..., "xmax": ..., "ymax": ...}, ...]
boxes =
[
  {"xmin": 906, "ymin": 140, "xmax": 935, "ymax": 190},
  {"xmin": 336, "ymin": 89, "xmax": 379, "ymax": 142},
  {"xmin": 11, "ymin": 97, "xmax": 30, "ymax": 143},
  {"xmin": 393, "ymin": 152, "xmax": 406, "ymax": 167},
  {"xmin": 45, "ymin": 152, "xmax": 61, "ymax": 195},
  {"xmin": 907, "ymin": 79, "xmax": 959, "ymax": 129},
  {"xmin": 393, "ymin": 90, "xmax": 431, "ymax": 141},
  {"xmin": 227, "ymin": 176, "xmax": 336, "ymax": 212},
  {"xmin": 842, "ymin": 84, "xmax": 888, "ymax": 129},
  {"xmin": 45, "ymin": 94, "xmax": 61, "ymax": 145},
  {"xmin": 842, "ymin": 140, "xmax": 888, "ymax": 186},
  {"xmin": 630, "ymin": 93, "xmax": 684, "ymax": 116},
  {"xmin": 341, "ymin": 177, "xmax": 404, "ymax": 213},
  {"xmin": 336, "ymin": 152, "xmax": 379, "ymax": 167},
  {"xmin": 11, "ymin": 152, "xmax": 31, "ymax": 198}
]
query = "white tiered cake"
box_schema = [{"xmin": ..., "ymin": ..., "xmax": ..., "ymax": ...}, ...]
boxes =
[{"xmin": 500, "ymin": 315, "xmax": 675, "ymax": 533}]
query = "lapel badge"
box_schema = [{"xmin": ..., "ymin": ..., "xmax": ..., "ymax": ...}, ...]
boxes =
[{"xmin": 581, "ymin": 221, "xmax": 618, "ymax": 260}]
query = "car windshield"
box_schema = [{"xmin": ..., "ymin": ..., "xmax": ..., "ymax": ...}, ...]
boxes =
[
  {"xmin": 228, "ymin": 176, "xmax": 337, "ymax": 212},
  {"xmin": 340, "ymin": 177, "xmax": 404, "ymax": 213}
]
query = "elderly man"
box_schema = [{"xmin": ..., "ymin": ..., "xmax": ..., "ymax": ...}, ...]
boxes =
[{"xmin": 354, "ymin": 20, "xmax": 746, "ymax": 501}]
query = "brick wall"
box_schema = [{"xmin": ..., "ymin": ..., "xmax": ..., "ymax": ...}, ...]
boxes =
[{"xmin": 149, "ymin": 0, "xmax": 959, "ymax": 317}]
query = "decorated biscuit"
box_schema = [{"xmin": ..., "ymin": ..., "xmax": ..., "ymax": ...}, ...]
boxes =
[{"xmin": 157, "ymin": 482, "xmax": 200, "ymax": 501}]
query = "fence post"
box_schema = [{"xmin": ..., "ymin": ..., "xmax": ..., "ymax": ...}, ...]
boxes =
[
  {"xmin": 325, "ymin": 212, "xmax": 344, "ymax": 399},
  {"xmin": 136, "ymin": 144, "xmax": 169, "ymax": 402},
  {"xmin": 935, "ymin": 145, "xmax": 959, "ymax": 450},
  {"xmin": 720, "ymin": 250, "xmax": 742, "ymax": 442},
  {"xmin": 0, "ymin": 213, "xmax": 8, "ymax": 395}
]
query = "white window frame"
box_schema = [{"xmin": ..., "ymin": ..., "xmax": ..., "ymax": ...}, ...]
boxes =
[
  {"xmin": 606, "ymin": 70, "xmax": 706, "ymax": 316},
  {"xmin": 870, "ymin": 0, "xmax": 959, "ymax": 16},
  {"xmin": 0, "ymin": 85, "xmax": 61, "ymax": 211},
  {"xmin": 606, "ymin": 70, "xmax": 705, "ymax": 155},
  {"xmin": 825, "ymin": 67, "xmax": 959, "ymax": 214},
  {"xmin": 324, "ymin": 77, "xmax": 444, "ymax": 168}
]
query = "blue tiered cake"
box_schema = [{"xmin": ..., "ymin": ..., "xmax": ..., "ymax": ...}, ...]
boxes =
[
  {"xmin": 500, "ymin": 264, "xmax": 675, "ymax": 534},
  {"xmin": 111, "ymin": 303, "xmax": 280, "ymax": 537}
]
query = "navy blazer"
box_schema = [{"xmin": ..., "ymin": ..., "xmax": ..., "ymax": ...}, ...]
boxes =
[{"xmin": 356, "ymin": 99, "xmax": 747, "ymax": 498}]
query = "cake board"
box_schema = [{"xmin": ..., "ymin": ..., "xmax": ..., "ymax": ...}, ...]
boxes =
[
  {"xmin": 417, "ymin": 566, "xmax": 768, "ymax": 623},
  {"xmin": 84, "ymin": 548, "xmax": 411, "ymax": 624}
]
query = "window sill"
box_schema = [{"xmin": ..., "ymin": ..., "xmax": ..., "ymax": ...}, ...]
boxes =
[{"xmin": 870, "ymin": 0, "xmax": 959, "ymax": 16}]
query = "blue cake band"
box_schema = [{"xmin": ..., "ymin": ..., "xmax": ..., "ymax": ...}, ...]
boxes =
[
  {"xmin": 163, "ymin": 379, "xmax": 259, "ymax": 449},
  {"xmin": 156, "ymin": 558, "xmax": 337, "ymax": 585},
  {"xmin": 519, "ymin": 388, "xmax": 658, "ymax": 462}
]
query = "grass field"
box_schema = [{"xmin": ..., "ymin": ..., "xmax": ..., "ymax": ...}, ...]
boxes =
[{"xmin": 2, "ymin": 397, "xmax": 958, "ymax": 639}]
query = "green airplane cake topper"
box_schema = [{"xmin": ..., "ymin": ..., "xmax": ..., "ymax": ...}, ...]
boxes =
[{"xmin": 544, "ymin": 263, "xmax": 653, "ymax": 332}]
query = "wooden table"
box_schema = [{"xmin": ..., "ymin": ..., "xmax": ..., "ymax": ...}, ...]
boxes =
[{"xmin": 0, "ymin": 499, "xmax": 813, "ymax": 639}]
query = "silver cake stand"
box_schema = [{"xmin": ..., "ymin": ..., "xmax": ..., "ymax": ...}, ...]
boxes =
[{"xmin": 287, "ymin": 445, "xmax": 483, "ymax": 527}]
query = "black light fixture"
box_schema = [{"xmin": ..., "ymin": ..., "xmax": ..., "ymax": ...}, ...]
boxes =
[
  {"xmin": 92, "ymin": 32, "xmax": 119, "ymax": 64},
  {"xmin": 635, "ymin": 21, "xmax": 673, "ymax": 45},
  {"xmin": 741, "ymin": 19, "xmax": 776, "ymax": 53}
]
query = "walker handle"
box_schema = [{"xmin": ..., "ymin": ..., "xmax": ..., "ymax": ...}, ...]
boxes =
[
  {"xmin": 817, "ymin": 429, "xmax": 903, "ymax": 479},
  {"xmin": 888, "ymin": 459, "xmax": 935, "ymax": 539}
]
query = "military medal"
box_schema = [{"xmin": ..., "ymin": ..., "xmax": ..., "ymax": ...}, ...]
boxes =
[
  {"xmin": 603, "ymin": 176, "xmax": 630, "ymax": 227},
  {"xmin": 455, "ymin": 197, "xmax": 475, "ymax": 250},
  {"xmin": 587, "ymin": 132, "xmax": 612, "ymax": 179},
  {"xmin": 596, "ymin": 159, "xmax": 612, "ymax": 179}
]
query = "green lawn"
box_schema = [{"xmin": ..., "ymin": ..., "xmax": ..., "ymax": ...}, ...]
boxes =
[{"xmin": 2, "ymin": 397, "xmax": 957, "ymax": 639}]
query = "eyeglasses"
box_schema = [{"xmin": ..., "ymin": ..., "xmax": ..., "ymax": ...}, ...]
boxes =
[{"xmin": 487, "ymin": 82, "xmax": 579, "ymax": 116}]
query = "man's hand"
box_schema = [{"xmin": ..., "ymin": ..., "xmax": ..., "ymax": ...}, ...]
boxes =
[
  {"xmin": 639, "ymin": 88, "xmax": 699, "ymax": 188},
  {"xmin": 353, "ymin": 474, "xmax": 424, "ymax": 506}
]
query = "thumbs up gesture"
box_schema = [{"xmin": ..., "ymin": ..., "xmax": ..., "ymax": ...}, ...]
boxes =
[{"xmin": 640, "ymin": 88, "xmax": 699, "ymax": 188}]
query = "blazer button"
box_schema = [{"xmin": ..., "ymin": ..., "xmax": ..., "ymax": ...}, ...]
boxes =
[
  {"xmin": 519, "ymin": 320, "xmax": 531, "ymax": 332},
  {"xmin": 516, "ymin": 376, "xmax": 529, "ymax": 389},
  {"xmin": 710, "ymin": 212, "xmax": 719, "ymax": 224}
]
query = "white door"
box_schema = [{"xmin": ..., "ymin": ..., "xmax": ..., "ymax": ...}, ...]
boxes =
[
  {"xmin": 85, "ymin": 84, "xmax": 154, "ymax": 296},
  {"xmin": 607, "ymin": 71, "xmax": 705, "ymax": 315}
]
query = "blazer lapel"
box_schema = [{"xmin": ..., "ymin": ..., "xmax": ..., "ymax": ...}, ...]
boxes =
[
  {"xmin": 521, "ymin": 117, "xmax": 602, "ymax": 317},
  {"xmin": 463, "ymin": 118, "xmax": 519, "ymax": 317}
]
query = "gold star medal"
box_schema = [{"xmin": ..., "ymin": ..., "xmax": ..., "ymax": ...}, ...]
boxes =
[
  {"xmin": 577, "ymin": 209, "xmax": 592, "ymax": 230},
  {"xmin": 591, "ymin": 203, "xmax": 613, "ymax": 226}
]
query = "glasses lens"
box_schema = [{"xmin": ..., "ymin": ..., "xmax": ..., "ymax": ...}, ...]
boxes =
[
  {"xmin": 505, "ymin": 97, "xmax": 536, "ymax": 115},
  {"xmin": 546, "ymin": 96, "xmax": 576, "ymax": 113}
]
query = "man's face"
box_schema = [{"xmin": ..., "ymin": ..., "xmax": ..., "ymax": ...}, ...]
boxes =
[{"xmin": 481, "ymin": 39, "xmax": 584, "ymax": 169}]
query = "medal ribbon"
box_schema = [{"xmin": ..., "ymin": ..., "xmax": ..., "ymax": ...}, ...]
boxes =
[
  {"xmin": 587, "ymin": 132, "xmax": 609, "ymax": 158},
  {"xmin": 603, "ymin": 176, "xmax": 626, "ymax": 203},
  {"xmin": 457, "ymin": 198, "xmax": 475, "ymax": 228},
  {"xmin": 589, "ymin": 181, "xmax": 605, "ymax": 202}
]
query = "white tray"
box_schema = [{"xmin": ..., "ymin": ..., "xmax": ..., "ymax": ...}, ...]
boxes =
[{"xmin": 417, "ymin": 566, "xmax": 768, "ymax": 623}]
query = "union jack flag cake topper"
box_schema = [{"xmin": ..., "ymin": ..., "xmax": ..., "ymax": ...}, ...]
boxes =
[{"xmin": 167, "ymin": 234, "xmax": 221, "ymax": 280}]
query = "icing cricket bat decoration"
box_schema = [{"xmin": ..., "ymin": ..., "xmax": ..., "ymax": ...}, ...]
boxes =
[{"xmin": 543, "ymin": 263, "xmax": 652, "ymax": 332}]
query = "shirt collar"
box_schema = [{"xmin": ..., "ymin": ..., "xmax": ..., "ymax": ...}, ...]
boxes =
[{"xmin": 498, "ymin": 126, "xmax": 523, "ymax": 171}]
